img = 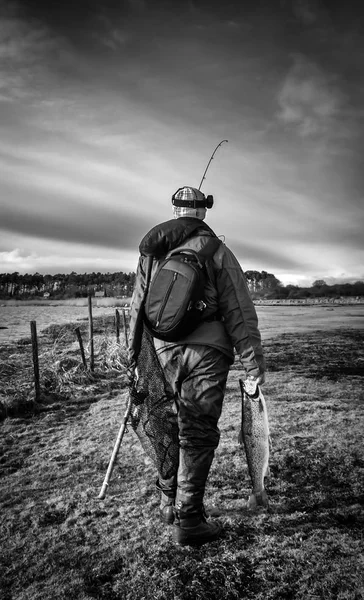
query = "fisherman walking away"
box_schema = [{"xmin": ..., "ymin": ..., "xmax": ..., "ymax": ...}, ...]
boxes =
[{"xmin": 128, "ymin": 186, "xmax": 265, "ymax": 546}]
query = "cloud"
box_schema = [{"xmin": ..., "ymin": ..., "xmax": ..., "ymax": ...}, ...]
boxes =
[
  {"xmin": 0, "ymin": 0, "xmax": 362, "ymax": 288},
  {"xmin": 0, "ymin": 197, "xmax": 152, "ymax": 252},
  {"xmin": 0, "ymin": 232, "xmax": 141, "ymax": 274},
  {"xmin": 291, "ymin": 0, "xmax": 318, "ymax": 25},
  {"xmin": 126, "ymin": 0, "xmax": 146, "ymax": 11},
  {"xmin": 277, "ymin": 55, "xmax": 345, "ymax": 138},
  {"xmin": 230, "ymin": 239, "xmax": 303, "ymax": 271},
  {"xmin": 0, "ymin": 247, "xmax": 139, "ymax": 275},
  {"xmin": 100, "ymin": 27, "xmax": 131, "ymax": 50},
  {"xmin": 0, "ymin": 1, "xmax": 96, "ymax": 108},
  {"xmin": 0, "ymin": 8, "xmax": 53, "ymax": 100},
  {"xmin": 0, "ymin": 248, "xmax": 37, "ymax": 269}
]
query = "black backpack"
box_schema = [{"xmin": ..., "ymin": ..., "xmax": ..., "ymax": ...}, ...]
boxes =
[{"xmin": 144, "ymin": 236, "xmax": 221, "ymax": 342}]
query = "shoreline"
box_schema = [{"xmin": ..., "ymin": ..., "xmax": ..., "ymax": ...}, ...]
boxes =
[
  {"xmin": 1, "ymin": 304, "xmax": 364, "ymax": 348},
  {"xmin": 1, "ymin": 296, "xmax": 364, "ymax": 308},
  {"xmin": 254, "ymin": 296, "xmax": 364, "ymax": 306},
  {"xmin": 0, "ymin": 297, "xmax": 132, "ymax": 308}
]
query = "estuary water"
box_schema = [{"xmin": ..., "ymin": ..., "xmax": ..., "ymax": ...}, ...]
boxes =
[
  {"xmin": 0, "ymin": 301, "xmax": 363, "ymax": 345},
  {"xmin": 0, "ymin": 302, "xmax": 124, "ymax": 345}
]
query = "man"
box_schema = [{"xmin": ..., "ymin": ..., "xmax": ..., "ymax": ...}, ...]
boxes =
[{"xmin": 128, "ymin": 186, "xmax": 265, "ymax": 546}]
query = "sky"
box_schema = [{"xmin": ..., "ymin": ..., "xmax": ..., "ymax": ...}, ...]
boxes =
[{"xmin": 0, "ymin": 0, "xmax": 363, "ymax": 286}]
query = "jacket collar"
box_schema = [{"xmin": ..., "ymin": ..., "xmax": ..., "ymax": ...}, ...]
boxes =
[{"xmin": 139, "ymin": 218, "xmax": 215, "ymax": 258}]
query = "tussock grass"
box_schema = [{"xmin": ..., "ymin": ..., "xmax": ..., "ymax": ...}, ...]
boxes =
[
  {"xmin": 0, "ymin": 325, "xmax": 363, "ymax": 599},
  {"xmin": 0, "ymin": 316, "xmax": 129, "ymax": 421}
]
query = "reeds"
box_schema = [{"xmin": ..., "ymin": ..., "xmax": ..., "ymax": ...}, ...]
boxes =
[{"xmin": 0, "ymin": 320, "xmax": 130, "ymax": 421}]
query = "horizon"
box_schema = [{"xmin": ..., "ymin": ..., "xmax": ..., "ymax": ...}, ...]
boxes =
[
  {"xmin": 0, "ymin": 0, "xmax": 363, "ymax": 288},
  {"xmin": 0, "ymin": 269, "xmax": 362, "ymax": 289}
]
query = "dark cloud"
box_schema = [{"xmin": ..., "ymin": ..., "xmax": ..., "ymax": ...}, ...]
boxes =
[
  {"xmin": 229, "ymin": 239, "xmax": 303, "ymax": 271},
  {"xmin": 0, "ymin": 200, "xmax": 152, "ymax": 251},
  {"xmin": 0, "ymin": 0, "xmax": 363, "ymax": 281}
]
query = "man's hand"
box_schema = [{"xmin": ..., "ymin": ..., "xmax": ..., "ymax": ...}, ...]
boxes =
[
  {"xmin": 255, "ymin": 372, "xmax": 265, "ymax": 386},
  {"xmin": 239, "ymin": 353, "xmax": 266, "ymax": 386},
  {"xmin": 246, "ymin": 372, "xmax": 265, "ymax": 386}
]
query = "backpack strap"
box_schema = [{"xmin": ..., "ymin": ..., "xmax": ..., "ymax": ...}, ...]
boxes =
[
  {"xmin": 144, "ymin": 254, "xmax": 153, "ymax": 292},
  {"xmin": 202, "ymin": 237, "xmax": 221, "ymax": 290},
  {"xmin": 129, "ymin": 254, "xmax": 154, "ymax": 363},
  {"xmin": 167, "ymin": 236, "xmax": 221, "ymax": 267},
  {"xmin": 196, "ymin": 236, "xmax": 221, "ymax": 264}
]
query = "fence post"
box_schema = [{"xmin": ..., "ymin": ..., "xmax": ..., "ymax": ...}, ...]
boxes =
[
  {"xmin": 115, "ymin": 309, "xmax": 120, "ymax": 344},
  {"xmin": 75, "ymin": 327, "xmax": 87, "ymax": 369},
  {"xmin": 30, "ymin": 321, "xmax": 40, "ymax": 401},
  {"xmin": 88, "ymin": 294, "xmax": 94, "ymax": 372},
  {"xmin": 123, "ymin": 310, "xmax": 129, "ymax": 346}
]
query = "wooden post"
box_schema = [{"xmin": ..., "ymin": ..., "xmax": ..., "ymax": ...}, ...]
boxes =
[
  {"xmin": 30, "ymin": 321, "xmax": 40, "ymax": 401},
  {"xmin": 75, "ymin": 327, "xmax": 87, "ymax": 369},
  {"xmin": 115, "ymin": 309, "xmax": 120, "ymax": 344},
  {"xmin": 88, "ymin": 294, "xmax": 94, "ymax": 372},
  {"xmin": 123, "ymin": 310, "xmax": 129, "ymax": 346}
]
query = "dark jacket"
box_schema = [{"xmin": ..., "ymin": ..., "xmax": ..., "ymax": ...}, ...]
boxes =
[{"xmin": 128, "ymin": 217, "xmax": 265, "ymax": 377}]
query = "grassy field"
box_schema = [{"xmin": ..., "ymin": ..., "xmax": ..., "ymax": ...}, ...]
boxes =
[{"xmin": 0, "ymin": 314, "xmax": 363, "ymax": 599}]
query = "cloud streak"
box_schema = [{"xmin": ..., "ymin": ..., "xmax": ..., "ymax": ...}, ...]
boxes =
[
  {"xmin": 277, "ymin": 55, "xmax": 345, "ymax": 138},
  {"xmin": 0, "ymin": 0, "xmax": 363, "ymax": 285}
]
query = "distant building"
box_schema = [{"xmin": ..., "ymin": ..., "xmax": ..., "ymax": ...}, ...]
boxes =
[{"xmin": 95, "ymin": 290, "xmax": 105, "ymax": 298}]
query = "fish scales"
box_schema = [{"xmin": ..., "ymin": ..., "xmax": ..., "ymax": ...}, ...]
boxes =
[{"xmin": 239, "ymin": 378, "xmax": 270, "ymax": 509}]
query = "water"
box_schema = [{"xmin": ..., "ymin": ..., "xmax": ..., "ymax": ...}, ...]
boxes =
[
  {"xmin": 256, "ymin": 304, "xmax": 364, "ymax": 340},
  {"xmin": 0, "ymin": 303, "xmax": 119, "ymax": 345},
  {"xmin": 0, "ymin": 302, "xmax": 363, "ymax": 346}
]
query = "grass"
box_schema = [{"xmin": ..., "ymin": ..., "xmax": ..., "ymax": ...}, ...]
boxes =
[
  {"xmin": 0, "ymin": 315, "xmax": 129, "ymax": 421},
  {"xmin": 0, "ymin": 321, "xmax": 363, "ymax": 599}
]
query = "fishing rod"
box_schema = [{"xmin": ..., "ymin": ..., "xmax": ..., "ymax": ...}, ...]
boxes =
[{"xmin": 198, "ymin": 139, "xmax": 228, "ymax": 190}]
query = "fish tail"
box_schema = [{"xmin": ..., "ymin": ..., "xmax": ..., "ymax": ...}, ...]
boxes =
[{"xmin": 247, "ymin": 490, "xmax": 269, "ymax": 510}]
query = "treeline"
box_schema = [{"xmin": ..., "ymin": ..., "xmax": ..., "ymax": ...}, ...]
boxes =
[
  {"xmin": 0, "ymin": 271, "xmax": 136, "ymax": 300},
  {"xmin": 0, "ymin": 269, "xmax": 280, "ymax": 300},
  {"xmin": 244, "ymin": 270, "xmax": 281, "ymax": 293},
  {"xmin": 0, "ymin": 271, "xmax": 363, "ymax": 301},
  {"xmin": 256, "ymin": 279, "xmax": 364, "ymax": 300}
]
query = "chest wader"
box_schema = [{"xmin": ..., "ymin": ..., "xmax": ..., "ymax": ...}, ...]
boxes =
[{"xmin": 156, "ymin": 343, "xmax": 230, "ymax": 545}]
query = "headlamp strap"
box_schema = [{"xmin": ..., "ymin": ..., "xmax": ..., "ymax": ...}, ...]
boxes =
[{"xmin": 172, "ymin": 198, "xmax": 207, "ymax": 208}]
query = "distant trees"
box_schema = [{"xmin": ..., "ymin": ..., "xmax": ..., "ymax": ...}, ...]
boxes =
[
  {"xmin": 244, "ymin": 271, "xmax": 281, "ymax": 297},
  {"xmin": 312, "ymin": 279, "xmax": 327, "ymax": 288},
  {"xmin": 0, "ymin": 270, "xmax": 362, "ymax": 301},
  {"xmin": 0, "ymin": 272, "xmax": 136, "ymax": 299}
]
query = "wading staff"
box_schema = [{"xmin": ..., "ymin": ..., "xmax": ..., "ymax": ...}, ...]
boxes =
[
  {"xmin": 97, "ymin": 255, "xmax": 153, "ymax": 499},
  {"xmin": 98, "ymin": 394, "xmax": 133, "ymax": 499}
]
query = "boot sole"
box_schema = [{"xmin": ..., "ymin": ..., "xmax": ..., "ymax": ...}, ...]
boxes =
[{"xmin": 172, "ymin": 525, "xmax": 222, "ymax": 547}]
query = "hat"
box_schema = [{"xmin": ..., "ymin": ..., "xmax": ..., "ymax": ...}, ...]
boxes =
[{"xmin": 172, "ymin": 186, "xmax": 207, "ymax": 208}]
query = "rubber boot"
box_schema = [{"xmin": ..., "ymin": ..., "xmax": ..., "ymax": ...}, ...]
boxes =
[
  {"xmin": 159, "ymin": 492, "xmax": 174, "ymax": 525},
  {"xmin": 172, "ymin": 508, "xmax": 222, "ymax": 546},
  {"xmin": 155, "ymin": 479, "xmax": 175, "ymax": 525}
]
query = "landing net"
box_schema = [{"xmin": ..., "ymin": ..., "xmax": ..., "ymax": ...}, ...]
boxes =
[{"xmin": 128, "ymin": 326, "xmax": 179, "ymax": 479}]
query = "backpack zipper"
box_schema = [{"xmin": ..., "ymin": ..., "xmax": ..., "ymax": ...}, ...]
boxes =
[{"xmin": 155, "ymin": 272, "xmax": 178, "ymax": 327}]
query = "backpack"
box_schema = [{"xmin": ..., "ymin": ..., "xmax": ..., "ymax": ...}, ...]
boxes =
[{"xmin": 143, "ymin": 236, "xmax": 221, "ymax": 342}]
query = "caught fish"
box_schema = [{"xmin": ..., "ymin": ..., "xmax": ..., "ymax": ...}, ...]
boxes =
[{"xmin": 238, "ymin": 378, "xmax": 270, "ymax": 509}]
